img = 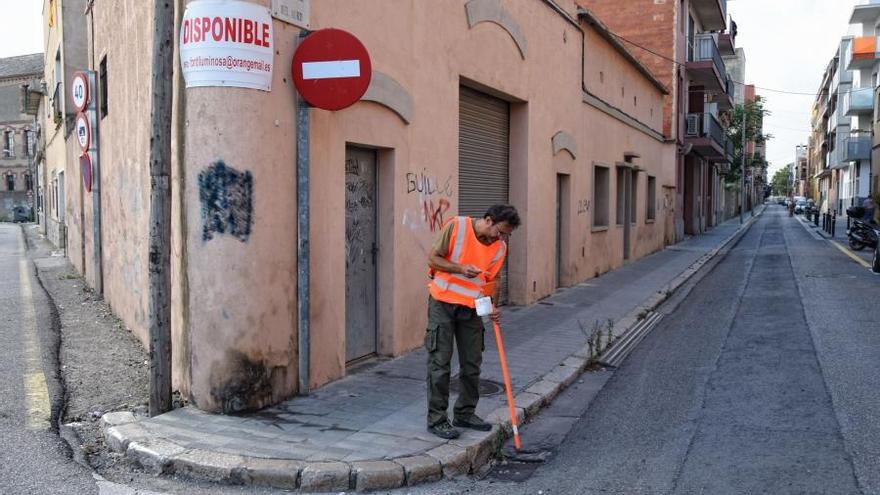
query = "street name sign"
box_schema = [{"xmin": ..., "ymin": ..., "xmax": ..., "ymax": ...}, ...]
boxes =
[{"xmin": 291, "ymin": 28, "xmax": 372, "ymax": 111}]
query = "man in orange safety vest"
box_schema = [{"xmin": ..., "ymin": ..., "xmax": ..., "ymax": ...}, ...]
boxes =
[{"xmin": 425, "ymin": 204, "xmax": 521, "ymax": 439}]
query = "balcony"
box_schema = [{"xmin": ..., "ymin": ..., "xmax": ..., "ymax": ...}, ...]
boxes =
[
  {"xmin": 685, "ymin": 112, "xmax": 731, "ymax": 162},
  {"xmin": 847, "ymin": 36, "xmax": 878, "ymax": 71},
  {"xmin": 691, "ymin": 0, "xmax": 726, "ymax": 31},
  {"xmin": 51, "ymin": 82, "xmax": 63, "ymax": 126},
  {"xmin": 843, "ymin": 134, "xmax": 871, "ymax": 162},
  {"xmin": 687, "ymin": 34, "xmax": 728, "ymax": 93},
  {"xmin": 842, "ymin": 87, "xmax": 874, "ymax": 116}
]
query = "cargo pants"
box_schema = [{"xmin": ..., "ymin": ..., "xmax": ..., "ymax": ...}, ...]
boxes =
[{"xmin": 425, "ymin": 296, "xmax": 485, "ymax": 427}]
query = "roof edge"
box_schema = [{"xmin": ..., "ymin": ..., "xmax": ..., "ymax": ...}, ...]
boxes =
[{"xmin": 576, "ymin": 7, "xmax": 669, "ymax": 95}]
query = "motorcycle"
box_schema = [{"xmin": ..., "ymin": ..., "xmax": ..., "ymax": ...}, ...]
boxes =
[{"xmin": 846, "ymin": 206, "xmax": 879, "ymax": 252}]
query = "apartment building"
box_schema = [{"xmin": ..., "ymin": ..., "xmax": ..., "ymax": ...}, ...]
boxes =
[
  {"xmin": 0, "ymin": 54, "xmax": 42, "ymax": 222},
  {"xmin": 579, "ymin": 0, "xmax": 738, "ymax": 237},
  {"xmin": 41, "ymin": 0, "xmax": 90, "ymax": 260},
  {"xmin": 846, "ymin": 1, "xmax": 879, "ymax": 209},
  {"xmin": 55, "ymin": 0, "xmax": 682, "ymax": 412}
]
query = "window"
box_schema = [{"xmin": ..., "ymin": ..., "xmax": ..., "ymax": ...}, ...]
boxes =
[
  {"xmin": 630, "ymin": 172, "xmax": 638, "ymax": 224},
  {"xmin": 616, "ymin": 168, "xmax": 626, "ymax": 225},
  {"xmin": 3, "ymin": 130, "xmax": 13, "ymax": 158},
  {"xmin": 99, "ymin": 55, "xmax": 108, "ymax": 118},
  {"xmin": 6, "ymin": 174, "xmax": 14, "ymax": 191},
  {"xmin": 593, "ymin": 165, "xmax": 610, "ymax": 228},
  {"xmin": 25, "ymin": 130, "xmax": 34, "ymax": 157},
  {"xmin": 647, "ymin": 176, "xmax": 657, "ymax": 221},
  {"xmin": 25, "ymin": 174, "xmax": 33, "ymax": 192}
]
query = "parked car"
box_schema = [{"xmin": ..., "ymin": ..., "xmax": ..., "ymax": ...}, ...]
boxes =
[
  {"xmin": 12, "ymin": 206, "xmax": 31, "ymax": 223},
  {"xmin": 795, "ymin": 200, "xmax": 807, "ymax": 214}
]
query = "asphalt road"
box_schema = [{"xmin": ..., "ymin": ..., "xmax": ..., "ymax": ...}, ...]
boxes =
[
  {"xmin": 407, "ymin": 205, "xmax": 880, "ymax": 495},
  {"xmin": 0, "ymin": 223, "xmax": 97, "ymax": 495}
]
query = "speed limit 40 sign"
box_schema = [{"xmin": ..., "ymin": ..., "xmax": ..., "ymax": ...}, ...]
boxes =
[{"xmin": 71, "ymin": 71, "xmax": 89, "ymax": 113}]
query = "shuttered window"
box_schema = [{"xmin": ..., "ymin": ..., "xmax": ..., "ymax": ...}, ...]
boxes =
[{"xmin": 458, "ymin": 86, "xmax": 510, "ymax": 303}]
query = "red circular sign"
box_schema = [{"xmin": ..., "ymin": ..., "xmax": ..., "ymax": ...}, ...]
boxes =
[
  {"xmin": 72, "ymin": 71, "xmax": 89, "ymax": 113},
  {"xmin": 291, "ymin": 28, "xmax": 372, "ymax": 111},
  {"xmin": 80, "ymin": 153, "xmax": 92, "ymax": 192}
]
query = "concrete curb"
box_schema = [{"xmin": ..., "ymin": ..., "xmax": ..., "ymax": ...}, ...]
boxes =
[{"xmin": 101, "ymin": 211, "xmax": 763, "ymax": 492}]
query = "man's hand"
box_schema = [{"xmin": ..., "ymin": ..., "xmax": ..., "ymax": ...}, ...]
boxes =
[
  {"xmin": 459, "ymin": 264, "xmax": 482, "ymax": 278},
  {"xmin": 489, "ymin": 307, "xmax": 501, "ymax": 323}
]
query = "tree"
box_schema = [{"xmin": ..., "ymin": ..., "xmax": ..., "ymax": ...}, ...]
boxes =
[
  {"xmin": 723, "ymin": 97, "xmax": 772, "ymax": 186},
  {"xmin": 771, "ymin": 166, "xmax": 792, "ymax": 197}
]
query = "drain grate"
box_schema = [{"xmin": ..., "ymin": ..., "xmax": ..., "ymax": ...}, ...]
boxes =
[{"xmin": 449, "ymin": 378, "xmax": 504, "ymax": 396}]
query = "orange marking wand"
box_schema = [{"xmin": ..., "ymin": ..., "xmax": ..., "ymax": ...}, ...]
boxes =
[{"xmin": 491, "ymin": 318, "xmax": 522, "ymax": 450}]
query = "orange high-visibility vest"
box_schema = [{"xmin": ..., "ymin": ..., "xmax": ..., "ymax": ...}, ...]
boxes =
[{"xmin": 429, "ymin": 216, "xmax": 507, "ymax": 308}]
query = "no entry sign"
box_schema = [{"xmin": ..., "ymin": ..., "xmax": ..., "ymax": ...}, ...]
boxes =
[
  {"xmin": 291, "ymin": 28, "xmax": 371, "ymax": 111},
  {"xmin": 80, "ymin": 153, "xmax": 92, "ymax": 192}
]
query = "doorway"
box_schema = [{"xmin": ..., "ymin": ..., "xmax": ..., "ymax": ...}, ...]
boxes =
[
  {"xmin": 556, "ymin": 174, "xmax": 570, "ymax": 288},
  {"xmin": 344, "ymin": 146, "xmax": 378, "ymax": 363}
]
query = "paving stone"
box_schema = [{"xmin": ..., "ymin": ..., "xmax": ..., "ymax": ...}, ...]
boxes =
[
  {"xmin": 351, "ymin": 460, "xmax": 405, "ymax": 491},
  {"xmin": 394, "ymin": 455, "xmax": 442, "ymax": 486},
  {"xmin": 100, "ymin": 411, "xmax": 136, "ymax": 430},
  {"xmin": 487, "ymin": 406, "xmax": 525, "ymax": 435},
  {"xmin": 562, "ymin": 356, "xmax": 587, "ymax": 370},
  {"xmin": 425, "ymin": 443, "xmax": 470, "ymax": 478},
  {"xmin": 541, "ymin": 364, "xmax": 580, "ymax": 388},
  {"xmin": 525, "ymin": 379, "xmax": 563, "ymax": 402},
  {"xmin": 299, "ymin": 461, "xmax": 351, "ymax": 492},
  {"xmin": 241, "ymin": 458, "xmax": 304, "ymax": 490},
  {"xmin": 514, "ymin": 391, "xmax": 544, "ymax": 417},
  {"xmin": 450, "ymin": 427, "xmax": 499, "ymax": 471},
  {"xmin": 104, "ymin": 422, "xmax": 150, "ymax": 453},
  {"xmin": 168, "ymin": 449, "xmax": 246, "ymax": 482},
  {"xmin": 126, "ymin": 438, "xmax": 187, "ymax": 474}
]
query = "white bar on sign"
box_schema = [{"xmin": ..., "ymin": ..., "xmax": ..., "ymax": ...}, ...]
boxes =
[{"xmin": 302, "ymin": 60, "xmax": 361, "ymax": 79}]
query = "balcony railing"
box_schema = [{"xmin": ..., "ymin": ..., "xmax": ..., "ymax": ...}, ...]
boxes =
[
  {"xmin": 686, "ymin": 112, "xmax": 726, "ymax": 143},
  {"xmin": 843, "ymin": 134, "xmax": 871, "ymax": 162},
  {"xmin": 691, "ymin": 34, "xmax": 726, "ymax": 78},
  {"xmin": 51, "ymin": 82, "xmax": 63, "ymax": 125},
  {"xmin": 842, "ymin": 87, "xmax": 873, "ymax": 116}
]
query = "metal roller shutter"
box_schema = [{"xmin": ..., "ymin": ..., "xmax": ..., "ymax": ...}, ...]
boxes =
[{"xmin": 458, "ymin": 86, "xmax": 510, "ymax": 303}]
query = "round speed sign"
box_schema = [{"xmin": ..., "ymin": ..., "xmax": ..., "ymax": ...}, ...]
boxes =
[
  {"xmin": 75, "ymin": 113, "xmax": 90, "ymax": 152},
  {"xmin": 71, "ymin": 71, "xmax": 89, "ymax": 113}
]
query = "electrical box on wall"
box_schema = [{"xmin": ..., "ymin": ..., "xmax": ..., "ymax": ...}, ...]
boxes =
[{"xmin": 271, "ymin": 0, "xmax": 309, "ymax": 29}]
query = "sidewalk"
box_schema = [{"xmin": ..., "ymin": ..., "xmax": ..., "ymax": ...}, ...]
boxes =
[
  {"xmin": 102, "ymin": 211, "xmax": 762, "ymax": 492},
  {"xmin": 795, "ymin": 212, "xmax": 874, "ymax": 265}
]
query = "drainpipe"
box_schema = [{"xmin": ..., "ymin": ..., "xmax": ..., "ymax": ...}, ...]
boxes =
[{"xmin": 296, "ymin": 31, "xmax": 312, "ymax": 396}]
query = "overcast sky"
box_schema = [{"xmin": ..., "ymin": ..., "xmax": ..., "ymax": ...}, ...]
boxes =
[
  {"xmin": 0, "ymin": 1, "xmax": 865, "ymax": 176},
  {"xmin": 728, "ymin": 0, "xmax": 860, "ymax": 176}
]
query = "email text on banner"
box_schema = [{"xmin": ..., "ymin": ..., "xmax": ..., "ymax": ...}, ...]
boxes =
[{"xmin": 180, "ymin": 0, "xmax": 274, "ymax": 92}]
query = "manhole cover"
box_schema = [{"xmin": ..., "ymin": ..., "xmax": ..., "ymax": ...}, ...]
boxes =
[{"xmin": 449, "ymin": 378, "xmax": 504, "ymax": 396}]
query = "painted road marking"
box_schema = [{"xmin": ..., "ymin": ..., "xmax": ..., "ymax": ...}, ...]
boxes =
[
  {"xmin": 829, "ymin": 239, "xmax": 872, "ymax": 269},
  {"xmin": 301, "ymin": 60, "xmax": 360, "ymax": 79},
  {"xmin": 18, "ymin": 234, "xmax": 50, "ymax": 430}
]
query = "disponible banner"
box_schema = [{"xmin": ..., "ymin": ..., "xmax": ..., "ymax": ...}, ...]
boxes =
[{"xmin": 180, "ymin": 0, "xmax": 274, "ymax": 91}]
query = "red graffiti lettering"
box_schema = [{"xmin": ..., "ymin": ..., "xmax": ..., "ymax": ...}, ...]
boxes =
[{"xmin": 423, "ymin": 198, "xmax": 451, "ymax": 233}]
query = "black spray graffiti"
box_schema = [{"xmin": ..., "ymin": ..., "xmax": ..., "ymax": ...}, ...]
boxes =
[{"xmin": 199, "ymin": 160, "xmax": 254, "ymax": 242}]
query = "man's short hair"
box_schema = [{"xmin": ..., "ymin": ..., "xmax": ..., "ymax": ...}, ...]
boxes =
[{"xmin": 484, "ymin": 204, "xmax": 521, "ymax": 228}]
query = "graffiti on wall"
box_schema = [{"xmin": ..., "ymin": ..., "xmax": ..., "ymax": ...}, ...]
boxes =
[
  {"xmin": 577, "ymin": 199, "xmax": 590, "ymax": 215},
  {"xmin": 199, "ymin": 160, "xmax": 254, "ymax": 242},
  {"xmin": 402, "ymin": 168, "xmax": 454, "ymax": 234}
]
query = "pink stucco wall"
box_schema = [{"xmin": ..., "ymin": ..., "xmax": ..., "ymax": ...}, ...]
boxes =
[{"xmin": 80, "ymin": 0, "xmax": 678, "ymax": 412}]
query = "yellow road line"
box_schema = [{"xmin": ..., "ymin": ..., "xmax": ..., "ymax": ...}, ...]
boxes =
[
  {"xmin": 829, "ymin": 239, "xmax": 872, "ymax": 269},
  {"xmin": 18, "ymin": 235, "xmax": 50, "ymax": 430}
]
